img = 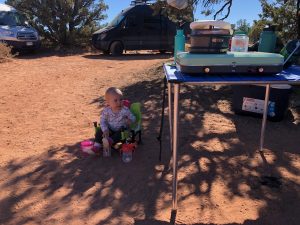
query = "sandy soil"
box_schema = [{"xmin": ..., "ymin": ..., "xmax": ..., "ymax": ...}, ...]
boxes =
[{"xmin": 0, "ymin": 51, "xmax": 300, "ymax": 225}]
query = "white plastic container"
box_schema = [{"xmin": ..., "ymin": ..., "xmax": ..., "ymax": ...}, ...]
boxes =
[{"xmin": 230, "ymin": 34, "xmax": 249, "ymax": 52}]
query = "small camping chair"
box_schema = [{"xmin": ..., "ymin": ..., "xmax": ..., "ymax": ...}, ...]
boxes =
[
  {"xmin": 129, "ymin": 102, "xmax": 142, "ymax": 144},
  {"xmin": 93, "ymin": 102, "xmax": 142, "ymax": 146}
]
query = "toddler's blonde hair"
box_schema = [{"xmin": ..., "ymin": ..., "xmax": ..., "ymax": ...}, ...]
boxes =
[{"xmin": 105, "ymin": 87, "xmax": 123, "ymax": 101}]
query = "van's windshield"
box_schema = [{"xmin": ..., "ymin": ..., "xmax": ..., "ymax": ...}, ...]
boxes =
[
  {"xmin": 107, "ymin": 12, "xmax": 124, "ymax": 27},
  {"xmin": 0, "ymin": 11, "xmax": 26, "ymax": 26}
]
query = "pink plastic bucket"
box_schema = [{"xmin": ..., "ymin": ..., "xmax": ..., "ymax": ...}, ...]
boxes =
[{"xmin": 80, "ymin": 140, "xmax": 95, "ymax": 155}]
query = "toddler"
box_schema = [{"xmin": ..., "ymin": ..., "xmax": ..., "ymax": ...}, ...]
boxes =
[{"xmin": 94, "ymin": 87, "xmax": 136, "ymax": 149}]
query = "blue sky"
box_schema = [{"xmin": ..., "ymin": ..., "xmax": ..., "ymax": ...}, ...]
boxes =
[
  {"xmin": 0, "ymin": 0, "xmax": 264, "ymax": 26},
  {"xmin": 104, "ymin": 0, "xmax": 263, "ymax": 26}
]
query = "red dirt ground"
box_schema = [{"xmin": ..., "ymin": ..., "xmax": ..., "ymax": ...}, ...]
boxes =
[{"xmin": 0, "ymin": 51, "xmax": 299, "ymax": 225}]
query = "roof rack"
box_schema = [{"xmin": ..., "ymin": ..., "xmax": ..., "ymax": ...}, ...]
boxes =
[{"xmin": 130, "ymin": 0, "xmax": 153, "ymax": 6}]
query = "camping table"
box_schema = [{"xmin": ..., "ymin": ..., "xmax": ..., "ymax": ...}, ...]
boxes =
[{"xmin": 163, "ymin": 64, "xmax": 300, "ymax": 211}]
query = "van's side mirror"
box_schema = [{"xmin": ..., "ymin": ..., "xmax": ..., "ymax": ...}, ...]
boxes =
[{"xmin": 122, "ymin": 21, "xmax": 126, "ymax": 29}]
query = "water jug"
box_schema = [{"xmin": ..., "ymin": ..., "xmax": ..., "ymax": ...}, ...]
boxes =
[
  {"xmin": 258, "ymin": 25, "xmax": 277, "ymax": 53},
  {"xmin": 230, "ymin": 33, "xmax": 249, "ymax": 52},
  {"xmin": 174, "ymin": 29, "xmax": 185, "ymax": 62}
]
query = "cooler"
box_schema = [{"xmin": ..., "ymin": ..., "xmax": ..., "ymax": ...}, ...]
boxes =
[{"xmin": 232, "ymin": 84, "xmax": 291, "ymax": 121}]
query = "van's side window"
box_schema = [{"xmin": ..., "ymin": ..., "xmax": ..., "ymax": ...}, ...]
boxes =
[
  {"xmin": 125, "ymin": 15, "xmax": 137, "ymax": 28},
  {"xmin": 143, "ymin": 17, "xmax": 161, "ymax": 30}
]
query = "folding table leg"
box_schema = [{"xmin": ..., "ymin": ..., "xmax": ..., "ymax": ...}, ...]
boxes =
[
  {"xmin": 172, "ymin": 83, "xmax": 180, "ymax": 211},
  {"xmin": 168, "ymin": 82, "xmax": 173, "ymax": 152},
  {"xmin": 259, "ymin": 84, "xmax": 271, "ymax": 152}
]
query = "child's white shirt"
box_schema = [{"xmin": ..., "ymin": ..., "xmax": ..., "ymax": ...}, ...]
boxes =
[{"xmin": 100, "ymin": 106, "xmax": 136, "ymax": 132}]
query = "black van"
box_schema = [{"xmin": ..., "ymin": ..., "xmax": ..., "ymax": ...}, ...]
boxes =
[{"xmin": 92, "ymin": 2, "xmax": 189, "ymax": 55}]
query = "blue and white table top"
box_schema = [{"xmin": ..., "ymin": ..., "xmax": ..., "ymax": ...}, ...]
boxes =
[{"xmin": 164, "ymin": 64, "xmax": 300, "ymax": 85}]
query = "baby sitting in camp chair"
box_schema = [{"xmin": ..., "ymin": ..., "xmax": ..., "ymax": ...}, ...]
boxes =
[{"xmin": 94, "ymin": 87, "xmax": 142, "ymax": 154}]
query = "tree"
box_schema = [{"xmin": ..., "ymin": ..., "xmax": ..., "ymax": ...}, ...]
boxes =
[
  {"xmin": 257, "ymin": 0, "xmax": 298, "ymax": 43},
  {"xmin": 153, "ymin": 0, "xmax": 233, "ymax": 25},
  {"xmin": 152, "ymin": 0, "xmax": 195, "ymax": 25},
  {"xmin": 235, "ymin": 19, "xmax": 251, "ymax": 34},
  {"xmin": 193, "ymin": 0, "xmax": 233, "ymax": 20},
  {"xmin": 248, "ymin": 19, "xmax": 268, "ymax": 42},
  {"xmin": 5, "ymin": 0, "xmax": 108, "ymax": 46}
]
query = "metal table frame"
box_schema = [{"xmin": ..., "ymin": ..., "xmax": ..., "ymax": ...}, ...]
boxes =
[{"xmin": 164, "ymin": 64, "xmax": 300, "ymax": 211}]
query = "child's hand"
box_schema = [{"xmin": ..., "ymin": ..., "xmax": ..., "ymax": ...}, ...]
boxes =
[
  {"xmin": 124, "ymin": 116, "xmax": 131, "ymax": 126},
  {"xmin": 103, "ymin": 130, "xmax": 109, "ymax": 138}
]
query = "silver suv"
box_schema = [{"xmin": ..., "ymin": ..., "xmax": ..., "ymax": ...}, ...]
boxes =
[{"xmin": 0, "ymin": 3, "xmax": 40, "ymax": 50}]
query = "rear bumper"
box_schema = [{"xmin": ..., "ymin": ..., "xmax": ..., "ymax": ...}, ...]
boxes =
[{"xmin": 3, "ymin": 40, "xmax": 41, "ymax": 50}]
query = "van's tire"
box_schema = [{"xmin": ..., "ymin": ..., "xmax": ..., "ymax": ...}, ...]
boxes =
[{"xmin": 110, "ymin": 41, "xmax": 123, "ymax": 56}]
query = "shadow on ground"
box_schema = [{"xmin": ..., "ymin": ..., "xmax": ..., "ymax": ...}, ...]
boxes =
[
  {"xmin": 82, "ymin": 52, "xmax": 172, "ymax": 61},
  {"xmin": 14, "ymin": 48, "xmax": 172, "ymax": 61},
  {"xmin": 0, "ymin": 66, "xmax": 299, "ymax": 225}
]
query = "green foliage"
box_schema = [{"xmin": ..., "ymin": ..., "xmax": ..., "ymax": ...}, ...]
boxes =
[
  {"xmin": 152, "ymin": 0, "xmax": 194, "ymax": 25},
  {"xmin": 254, "ymin": 0, "xmax": 298, "ymax": 44},
  {"xmin": 235, "ymin": 19, "xmax": 251, "ymax": 34},
  {"xmin": 249, "ymin": 19, "xmax": 268, "ymax": 42},
  {"xmin": 5, "ymin": 0, "xmax": 108, "ymax": 46},
  {"xmin": 153, "ymin": 0, "xmax": 233, "ymax": 24},
  {"xmin": 196, "ymin": 0, "xmax": 233, "ymax": 20}
]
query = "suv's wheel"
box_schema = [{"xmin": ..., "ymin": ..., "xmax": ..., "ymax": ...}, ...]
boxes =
[{"xmin": 110, "ymin": 41, "xmax": 123, "ymax": 56}]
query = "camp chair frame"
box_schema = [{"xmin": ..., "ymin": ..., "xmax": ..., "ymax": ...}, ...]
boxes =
[{"xmin": 129, "ymin": 102, "xmax": 142, "ymax": 144}]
